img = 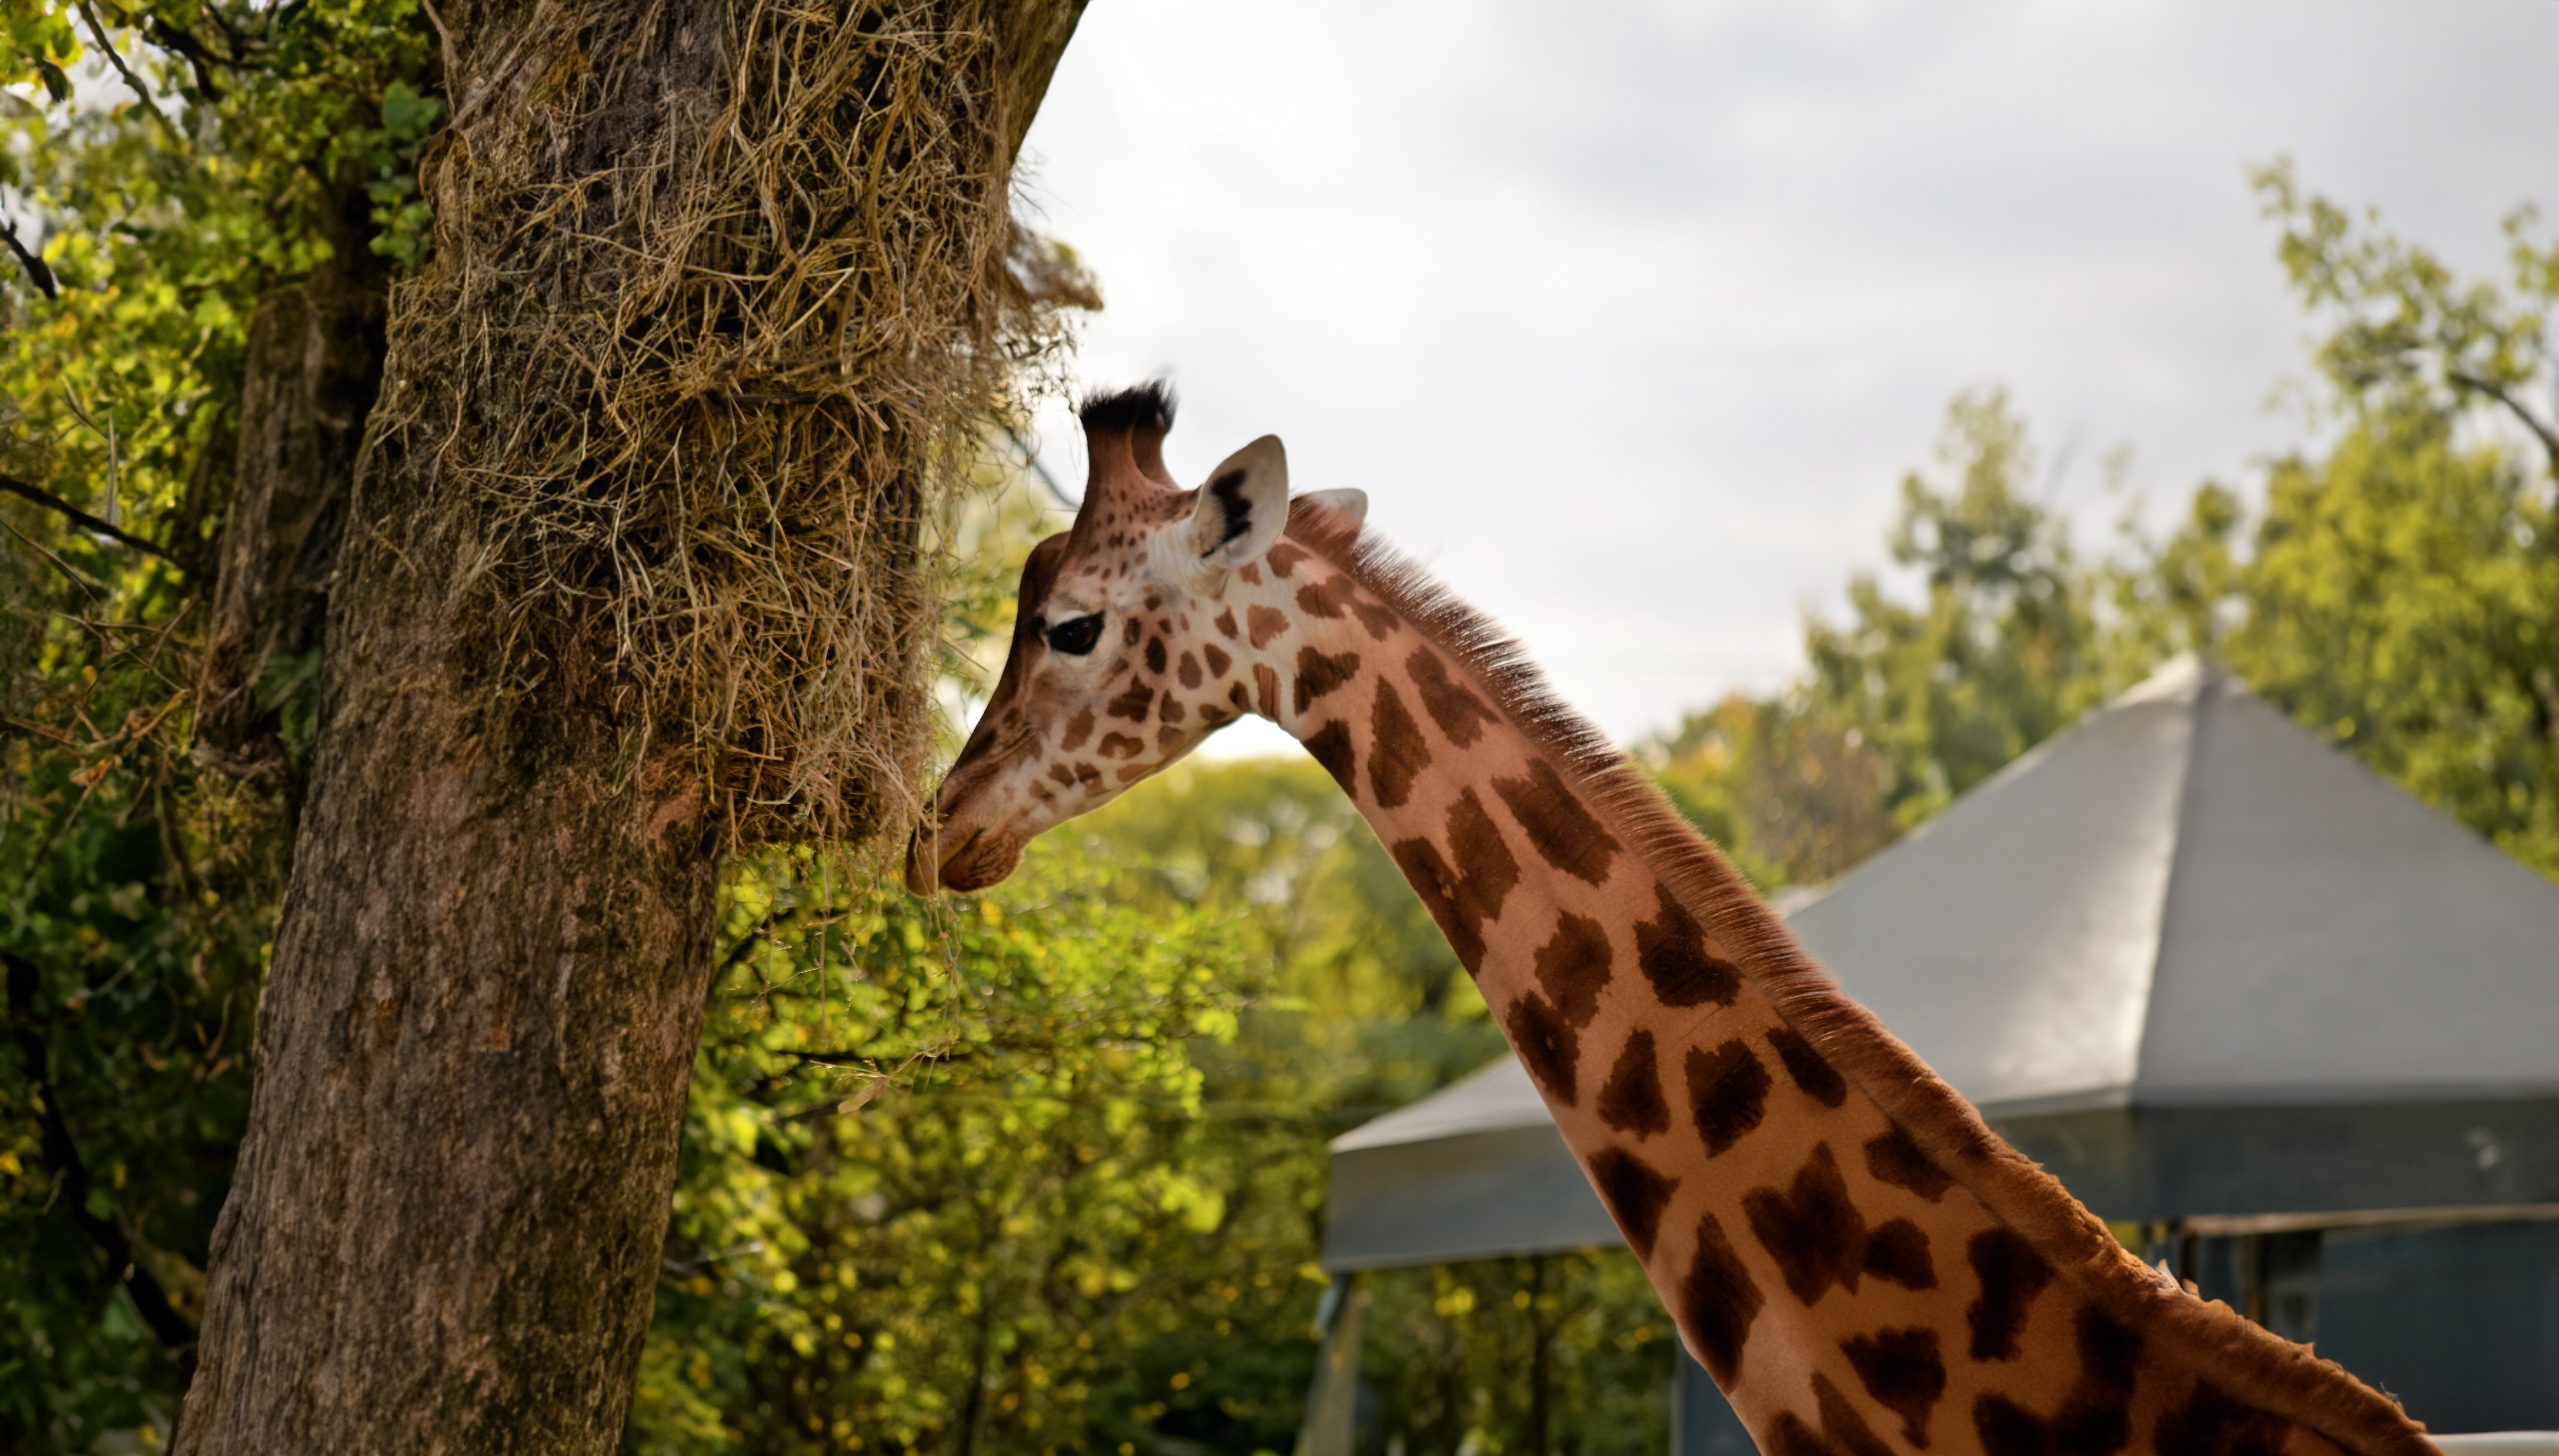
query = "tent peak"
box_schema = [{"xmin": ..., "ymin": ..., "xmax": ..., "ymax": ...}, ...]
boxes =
[{"xmin": 2111, "ymin": 650, "xmax": 2209, "ymax": 709}]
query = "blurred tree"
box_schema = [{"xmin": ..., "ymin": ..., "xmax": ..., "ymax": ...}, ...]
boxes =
[
  {"xmin": 1358, "ymin": 1253, "xmax": 1674, "ymax": 1456},
  {"xmin": 1800, "ymin": 386, "xmax": 2115, "ymax": 829},
  {"xmin": 2228, "ymin": 408, "xmax": 2557, "ymax": 875},
  {"xmin": 1644, "ymin": 692, "xmax": 1895, "ymax": 894},
  {"xmin": 2099, "ymin": 479, "xmax": 2244, "ymax": 669},
  {"xmin": 2252, "ymin": 159, "xmax": 2559, "ymax": 478},
  {"xmin": 2, "ymin": 1, "xmax": 438, "ymax": 1443},
  {"xmin": 2206, "ymin": 164, "xmax": 2558, "ymax": 878},
  {"xmin": 629, "ymin": 847, "xmax": 1279, "ymax": 1456}
]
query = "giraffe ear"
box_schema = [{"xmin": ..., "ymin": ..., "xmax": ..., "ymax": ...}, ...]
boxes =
[{"xmin": 1188, "ymin": 435, "xmax": 1291, "ymax": 569}]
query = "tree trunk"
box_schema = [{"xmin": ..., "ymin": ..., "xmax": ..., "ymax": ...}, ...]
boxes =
[
  {"xmin": 175, "ymin": 2, "xmax": 1085, "ymax": 1449},
  {"xmin": 193, "ymin": 167, "xmax": 388, "ymax": 796}
]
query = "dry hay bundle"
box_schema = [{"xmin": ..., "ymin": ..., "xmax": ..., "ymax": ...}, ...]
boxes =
[{"xmin": 370, "ymin": 0, "xmax": 1086, "ymax": 846}]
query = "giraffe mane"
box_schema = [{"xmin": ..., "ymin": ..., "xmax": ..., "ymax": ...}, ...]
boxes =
[{"xmin": 1283, "ymin": 498, "xmax": 2436, "ymax": 1456}]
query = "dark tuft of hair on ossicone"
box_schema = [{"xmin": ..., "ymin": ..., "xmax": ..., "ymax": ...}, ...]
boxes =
[{"xmin": 1078, "ymin": 380, "xmax": 1177, "ymax": 435}]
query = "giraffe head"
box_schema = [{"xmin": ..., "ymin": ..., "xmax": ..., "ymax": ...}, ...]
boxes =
[{"xmin": 905, "ymin": 384, "xmax": 1366, "ymax": 894}]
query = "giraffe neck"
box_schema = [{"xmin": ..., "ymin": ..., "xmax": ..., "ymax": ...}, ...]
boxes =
[{"xmin": 1218, "ymin": 508, "xmax": 2428, "ymax": 1456}]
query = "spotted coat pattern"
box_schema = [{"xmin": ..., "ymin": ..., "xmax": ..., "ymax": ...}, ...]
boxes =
[{"xmin": 912, "ymin": 403, "xmax": 2421, "ymax": 1456}]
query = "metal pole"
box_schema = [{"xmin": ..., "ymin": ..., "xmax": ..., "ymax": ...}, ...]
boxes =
[{"xmin": 1295, "ymin": 1273, "xmax": 1366, "ymax": 1456}]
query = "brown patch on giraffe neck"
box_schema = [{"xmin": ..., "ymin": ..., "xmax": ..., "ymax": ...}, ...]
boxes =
[
  {"xmin": 1864, "ymin": 1127, "xmax": 1954, "ymax": 1202},
  {"xmin": 1680, "ymin": 1211, "xmax": 1764, "ymax": 1387},
  {"xmin": 1366, "ymin": 679, "xmax": 1432, "ymax": 810},
  {"xmin": 1805, "ymin": 1373, "xmax": 1897, "ymax": 1456},
  {"xmin": 1634, "ymin": 883, "xmax": 1741, "ymax": 1007},
  {"xmin": 1350, "ymin": 596, "xmax": 1399, "ymax": 640},
  {"xmin": 1405, "ymin": 645, "xmax": 1496, "ymax": 746},
  {"xmin": 1970, "ymin": 1306, "xmax": 2140, "ymax": 1456},
  {"xmin": 1739, "ymin": 1147, "xmax": 1942, "ymax": 1312},
  {"xmin": 1296, "ymin": 576, "xmax": 1347, "ymax": 618},
  {"xmin": 1492, "ymin": 758, "xmax": 1622, "ymax": 885},
  {"xmin": 1743, "ymin": 1143, "xmax": 1868, "ymax": 1306},
  {"xmin": 1863, "ymin": 1219, "xmax": 1938, "ymax": 1291},
  {"xmin": 1597, "ymin": 1029, "xmax": 1671, "ymax": 1137},
  {"xmin": 1530, "ymin": 910, "xmax": 1612, "ymax": 1026},
  {"xmin": 1965, "ymin": 1228, "xmax": 2057, "ymax": 1363},
  {"xmin": 1246, "ymin": 605, "xmax": 1288, "ymax": 648},
  {"xmin": 1840, "ymin": 1326, "xmax": 1947, "ymax": 1448},
  {"xmin": 1303, "ymin": 719, "xmax": 1356, "ymax": 792},
  {"xmin": 1588, "ymin": 1147, "xmax": 1678, "ymax": 1259},
  {"xmin": 1507, "ymin": 994, "xmax": 1581, "ymax": 1104},
  {"xmin": 1388, "ymin": 789, "xmax": 1520, "ymax": 971},
  {"xmin": 2150, "ymin": 1378, "xmax": 2292, "ymax": 1456},
  {"xmin": 1684, "ymin": 1037, "xmax": 1771, "ymax": 1156},
  {"xmin": 1293, "ymin": 645, "xmax": 1360, "ymax": 715},
  {"xmin": 1768, "ymin": 1027, "xmax": 1849, "ymax": 1108}
]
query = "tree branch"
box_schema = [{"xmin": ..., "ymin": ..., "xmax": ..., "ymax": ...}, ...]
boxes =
[
  {"xmin": 75, "ymin": 1, "xmax": 181, "ymax": 144},
  {"xmin": 2446, "ymin": 369, "xmax": 2559, "ymax": 479},
  {"xmin": 2, "ymin": 950, "xmax": 201, "ymax": 1363},
  {"xmin": 0, "ymin": 472, "xmax": 180, "ymax": 566},
  {"xmin": 142, "ymin": 18, "xmax": 229, "ymax": 101},
  {"xmin": 1, "ymin": 217, "xmax": 56, "ymax": 300},
  {"xmin": 783, "ymin": 1046, "xmax": 976, "ymax": 1068}
]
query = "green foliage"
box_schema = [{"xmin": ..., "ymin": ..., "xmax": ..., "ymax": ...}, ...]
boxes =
[
  {"xmin": 2224, "ymin": 407, "xmax": 2557, "ymax": 873},
  {"xmin": 1802, "ymin": 386, "xmax": 2114, "ymax": 827},
  {"xmin": 0, "ymin": 614, "xmax": 283, "ymax": 1447},
  {"xmin": 1359, "ymin": 1254, "xmax": 1674, "ymax": 1456},
  {"xmin": 626, "ymin": 753, "xmax": 1628, "ymax": 1456},
  {"xmin": 2252, "ymin": 157, "xmax": 2559, "ymax": 463},
  {"xmin": 0, "ymin": 2, "xmax": 78, "ymax": 104},
  {"xmin": 633, "ymin": 845, "xmax": 1279, "ymax": 1454},
  {"xmin": 0, "ymin": 3, "xmax": 437, "ymax": 1447},
  {"xmin": 2210, "ymin": 165, "xmax": 2559, "ymax": 879},
  {"xmin": 365, "ymin": 78, "xmax": 445, "ymax": 266},
  {"xmin": 1645, "ymin": 692, "xmax": 1894, "ymax": 893}
]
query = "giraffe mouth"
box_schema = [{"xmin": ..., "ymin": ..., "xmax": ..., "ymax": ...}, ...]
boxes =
[{"xmin": 902, "ymin": 821, "xmax": 1025, "ymax": 896}]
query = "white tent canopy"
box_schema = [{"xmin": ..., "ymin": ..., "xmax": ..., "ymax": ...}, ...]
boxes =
[{"xmin": 1322, "ymin": 657, "xmax": 2559, "ymax": 1271}]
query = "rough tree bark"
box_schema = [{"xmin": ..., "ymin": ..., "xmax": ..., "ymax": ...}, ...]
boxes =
[
  {"xmin": 174, "ymin": 2, "xmax": 1085, "ymax": 1450},
  {"xmin": 194, "ymin": 169, "xmax": 389, "ymax": 796}
]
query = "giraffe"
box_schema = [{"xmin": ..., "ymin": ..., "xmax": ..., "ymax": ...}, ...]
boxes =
[{"xmin": 905, "ymin": 384, "xmax": 2437, "ymax": 1456}]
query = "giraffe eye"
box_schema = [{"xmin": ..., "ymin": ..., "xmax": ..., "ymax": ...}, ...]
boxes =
[{"xmin": 1045, "ymin": 613, "xmax": 1104, "ymax": 656}]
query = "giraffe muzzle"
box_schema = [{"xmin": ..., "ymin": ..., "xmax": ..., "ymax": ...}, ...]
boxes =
[{"xmin": 903, "ymin": 819, "xmax": 1025, "ymax": 895}]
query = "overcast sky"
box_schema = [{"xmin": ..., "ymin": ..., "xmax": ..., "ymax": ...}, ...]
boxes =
[{"xmin": 1012, "ymin": 1, "xmax": 2558, "ymax": 755}]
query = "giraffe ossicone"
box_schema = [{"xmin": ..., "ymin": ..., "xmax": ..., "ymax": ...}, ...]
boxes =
[{"xmin": 906, "ymin": 383, "xmax": 2436, "ymax": 1456}]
